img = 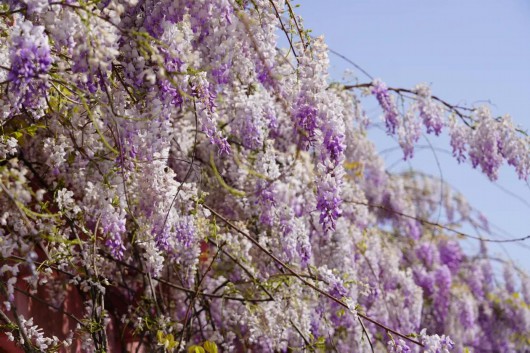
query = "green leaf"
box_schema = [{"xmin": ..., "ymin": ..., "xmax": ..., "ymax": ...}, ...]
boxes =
[
  {"xmin": 203, "ymin": 341, "xmax": 218, "ymax": 353},
  {"xmin": 188, "ymin": 346, "xmax": 205, "ymax": 353}
]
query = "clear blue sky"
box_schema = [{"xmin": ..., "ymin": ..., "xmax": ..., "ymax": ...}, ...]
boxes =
[{"xmin": 296, "ymin": 0, "xmax": 530, "ymax": 273}]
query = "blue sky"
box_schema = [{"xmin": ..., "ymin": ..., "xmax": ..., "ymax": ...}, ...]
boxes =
[{"xmin": 295, "ymin": 0, "xmax": 530, "ymax": 273}]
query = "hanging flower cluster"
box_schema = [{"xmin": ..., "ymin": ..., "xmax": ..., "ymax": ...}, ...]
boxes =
[{"xmin": 1, "ymin": 1, "xmax": 530, "ymax": 352}]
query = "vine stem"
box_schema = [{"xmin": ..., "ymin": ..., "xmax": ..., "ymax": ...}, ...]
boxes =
[
  {"xmin": 202, "ymin": 204, "xmax": 423, "ymax": 347},
  {"xmin": 348, "ymin": 200, "xmax": 530, "ymax": 243}
]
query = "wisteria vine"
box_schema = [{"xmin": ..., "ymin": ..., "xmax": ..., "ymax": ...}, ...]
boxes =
[{"xmin": 1, "ymin": 0, "xmax": 530, "ymax": 352}]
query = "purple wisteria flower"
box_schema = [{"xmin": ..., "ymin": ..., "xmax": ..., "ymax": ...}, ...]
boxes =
[
  {"xmin": 316, "ymin": 173, "xmax": 342, "ymax": 231},
  {"xmin": 175, "ymin": 217, "xmax": 195, "ymax": 248},
  {"xmin": 103, "ymin": 218, "xmax": 127, "ymax": 260},
  {"xmin": 415, "ymin": 243, "xmax": 435, "ymax": 268},
  {"xmin": 468, "ymin": 111, "xmax": 504, "ymax": 180},
  {"xmin": 159, "ymin": 79, "xmax": 184, "ymax": 107},
  {"xmin": 415, "ymin": 83, "xmax": 444, "ymax": 136},
  {"xmin": 8, "ymin": 20, "xmax": 53, "ymax": 110},
  {"xmin": 293, "ymin": 95, "xmax": 319, "ymax": 150},
  {"xmin": 199, "ymin": 110, "xmax": 231, "ymax": 155},
  {"xmin": 106, "ymin": 235, "xmax": 126, "ymax": 260},
  {"xmin": 255, "ymin": 181, "xmax": 276, "ymax": 226},
  {"xmin": 388, "ymin": 338, "xmax": 411, "ymax": 353},
  {"xmin": 434, "ymin": 265, "xmax": 452, "ymax": 324},
  {"xmin": 438, "ymin": 239, "xmax": 462, "ymax": 273},
  {"xmin": 154, "ymin": 216, "xmax": 196, "ymax": 251},
  {"xmin": 372, "ymin": 79, "xmax": 399, "ymax": 135},
  {"xmin": 211, "ymin": 62, "xmax": 231, "ymax": 85},
  {"xmin": 458, "ymin": 295, "xmax": 475, "ymax": 329},
  {"xmin": 154, "ymin": 226, "xmax": 171, "ymax": 252},
  {"xmin": 4, "ymin": 1, "xmax": 530, "ymax": 351},
  {"xmin": 449, "ymin": 121, "xmax": 468, "ymax": 163},
  {"xmin": 420, "ymin": 329, "xmax": 455, "ymax": 353},
  {"xmin": 399, "ymin": 111, "xmax": 422, "ymax": 160},
  {"xmin": 465, "ymin": 263, "xmax": 485, "ymax": 299},
  {"xmin": 7, "ymin": 0, "xmax": 49, "ymax": 14},
  {"xmin": 413, "ymin": 267, "xmax": 435, "ymax": 296},
  {"xmin": 322, "ymin": 126, "xmax": 345, "ymax": 166}
]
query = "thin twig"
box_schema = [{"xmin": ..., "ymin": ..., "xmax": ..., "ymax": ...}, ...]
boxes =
[
  {"xmin": 202, "ymin": 204, "xmax": 424, "ymax": 347},
  {"xmin": 350, "ymin": 200, "xmax": 530, "ymax": 243},
  {"xmin": 358, "ymin": 317, "xmax": 375, "ymax": 353},
  {"xmin": 268, "ymin": 0, "xmax": 299, "ymax": 62}
]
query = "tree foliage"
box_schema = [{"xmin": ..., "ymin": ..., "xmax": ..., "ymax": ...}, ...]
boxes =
[{"xmin": 1, "ymin": 0, "xmax": 530, "ymax": 352}]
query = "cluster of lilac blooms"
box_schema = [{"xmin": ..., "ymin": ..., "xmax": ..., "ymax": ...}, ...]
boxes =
[
  {"xmin": 371, "ymin": 80, "xmax": 530, "ymax": 180},
  {"xmin": 1, "ymin": 0, "xmax": 530, "ymax": 352}
]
